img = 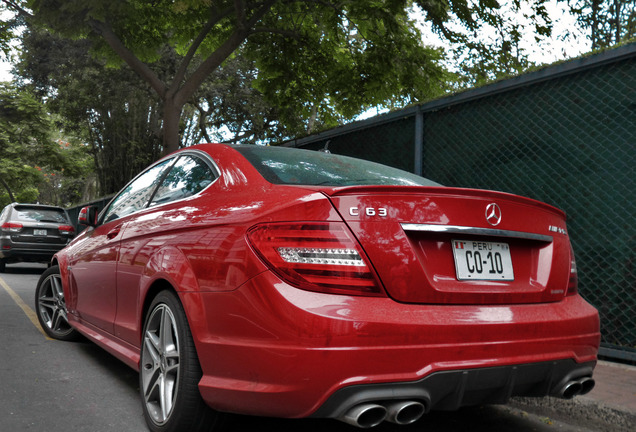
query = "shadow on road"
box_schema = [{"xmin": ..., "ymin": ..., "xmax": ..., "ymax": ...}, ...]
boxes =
[
  {"xmin": 72, "ymin": 340, "xmax": 561, "ymax": 432},
  {"xmin": 1, "ymin": 263, "xmax": 47, "ymax": 275},
  {"xmin": 220, "ymin": 404, "xmax": 550, "ymax": 432}
]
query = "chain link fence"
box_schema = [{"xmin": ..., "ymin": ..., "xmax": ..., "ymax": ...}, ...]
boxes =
[{"xmin": 286, "ymin": 44, "xmax": 636, "ymax": 361}]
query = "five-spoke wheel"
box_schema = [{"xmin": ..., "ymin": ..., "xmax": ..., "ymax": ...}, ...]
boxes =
[
  {"xmin": 140, "ymin": 290, "xmax": 219, "ymax": 432},
  {"xmin": 35, "ymin": 265, "xmax": 79, "ymax": 341},
  {"xmin": 141, "ymin": 302, "xmax": 181, "ymax": 425}
]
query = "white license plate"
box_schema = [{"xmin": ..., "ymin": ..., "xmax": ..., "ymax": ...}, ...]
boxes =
[
  {"xmin": 33, "ymin": 229, "xmax": 47, "ymax": 236},
  {"xmin": 452, "ymin": 240, "xmax": 514, "ymax": 280}
]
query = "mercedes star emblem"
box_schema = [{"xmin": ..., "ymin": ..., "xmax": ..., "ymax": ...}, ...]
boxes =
[{"xmin": 485, "ymin": 203, "xmax": 502, "ymax": 226}]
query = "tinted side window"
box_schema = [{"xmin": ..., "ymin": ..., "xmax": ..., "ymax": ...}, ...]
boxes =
[
  {"xmin": 149, "ymin": 155, "xmax": 215, "ymax": 207},
  {"xmin": 103, "ymin": 159, "xmax": 174, "ymax": 223}
]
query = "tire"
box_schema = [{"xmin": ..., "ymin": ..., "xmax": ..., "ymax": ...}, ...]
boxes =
[
  {"xmin": 140, "ymin": 290, "xmax": 220, "ymax": 432},
  {"xmin": 35, "ymin": 265, "xmax": 80, "ymax": 341},
  {"xmin": 0, "ymin": 258, "xmax": 6, "ymax": 273}
]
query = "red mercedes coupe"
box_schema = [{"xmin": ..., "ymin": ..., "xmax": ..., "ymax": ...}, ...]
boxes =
[{"xmin": 35, "ymin": 144, "xmax": 600, "ymax": 432}]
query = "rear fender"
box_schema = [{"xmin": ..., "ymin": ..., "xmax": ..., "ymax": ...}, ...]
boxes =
[{"xmin": 138, "ymin": 246, "xmax": 208, "ymax": 352}]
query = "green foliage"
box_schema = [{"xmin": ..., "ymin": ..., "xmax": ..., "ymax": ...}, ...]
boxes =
[
  {"xmin": 19, "ymin": 27, "xmax": 162, "ymax": 195},
  {"xmin": 420, "ymin": 0, "xmax": 553, "ymax": 87},
  {"xmin": 247, "ymin": 1, "xmax": 449, "ymax": 133},
  {"xmin": 186, "ymin": 56, "xmax": 288, "ymax": 144},
  {"xmin": 570, "ymin": 0, "xmax": 636, "ymax": 49},
  {"xmin": 0, "ymin": 3, "xmax": 21, "ymax": 60},
  {"xmin": 15, "ymin": 186, "xmax": 38, "ymax": 202},
  {"xmin": 0, "ymin": 82, "xmax": 94, "ymax": 206},
  {"xmin": 15, "ymin": 0, "xmax": 458, "ymax": 151},
  {"xmin": 5, "ymin": 0, "xmax": 559, "ymax": 153},
  {"xmin": 0, "ymin": 82, "xmax": 53, "ymax": 200}
]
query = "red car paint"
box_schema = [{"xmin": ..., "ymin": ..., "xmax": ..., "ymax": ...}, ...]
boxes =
[{"xmin": 51, "ymin": 143, "xmax": 599, "ymax": 422}]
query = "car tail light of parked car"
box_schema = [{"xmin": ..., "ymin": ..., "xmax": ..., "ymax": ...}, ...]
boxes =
[
  {"xmin": 2, "ymin": 222, "xmax": 23, "ymax": 232},
  {"xmin": 57, "ymin": 225, "xmax": 75, "ymax": 236}
]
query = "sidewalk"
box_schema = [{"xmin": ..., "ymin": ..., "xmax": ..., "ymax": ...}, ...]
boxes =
[
  {"xmin": 584, "ymin": 360, "xmax": 636, "ymax": 413},
  {"xmin": 511, "ymin": 360, "xmax": 636, "ymax": 431}
]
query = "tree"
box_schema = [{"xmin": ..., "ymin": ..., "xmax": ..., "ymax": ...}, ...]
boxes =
[
  {"xmin": 571, "ymin": 0, "xmax": 636, "ymax": 49},
  {"xmin": 2, "ymin": 0, "xmax": 555, "ymax": 155},
  {"xmin": 18, "ymin": 27, "xmax": 163, "ymax": 195},
  {"xmin": 0, "ymin": 82, "xmax": 60, "ymax": 206}
]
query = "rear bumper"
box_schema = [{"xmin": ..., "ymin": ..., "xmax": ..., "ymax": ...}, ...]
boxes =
[
  {"xmin": 183, "ymin": 271, "xmax": 600, "ymax": 419},
  {"xmin": 311, "ymin": 359, "xmax": 596, "ymax": 419},
  {"xmin": 0, "ymin": 234, "xmax": 68, "ymax": 263},
  {"xmin": 0, "ymin": 239, "xmax": 65, "ymax": 262}
]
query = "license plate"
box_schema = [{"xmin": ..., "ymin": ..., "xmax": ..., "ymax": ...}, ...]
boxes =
[
  {"xmin": 33, "ymin": 229, "xmax": 47, "ymax": 236},
  {"xmin": 452, "ymin": 240, "xmax": 514, "ymax": 280}
]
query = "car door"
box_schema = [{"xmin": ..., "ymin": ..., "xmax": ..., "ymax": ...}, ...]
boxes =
[
  {"xmin": 69, "ymin": 158, "xmax": 175, "ymax": 333},
  {"xmin": 113, "ymin": 153, "xmax": 218, "ymax": 345}
]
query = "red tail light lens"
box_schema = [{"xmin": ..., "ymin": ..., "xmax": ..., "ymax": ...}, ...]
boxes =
[
  {"xmin": 567, "ymin": 244, "xmax": 578, "ymax": 296},
  {"xmin": 58, "ymin": 225, "xmax": 75, "ymax": 235},
  {"xmin": 1, "ymin": 222, "xmax": 23, "ymax": 232},
  {"xmin": 247, "ymin": 222, "xmax": 384, "ymax": 296}
]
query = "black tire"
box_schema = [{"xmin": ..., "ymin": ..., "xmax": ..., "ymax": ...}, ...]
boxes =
[
  {"xmin": 0, "ymin": 258, "xmax": 6, "ymax": 273},
  {"xmin": 35, "ymin": 265, "xmax": 80, "ymax": 341},
  {"xmin": 140, "ymin": 290, "xmax": 221, "ymax": 432}
]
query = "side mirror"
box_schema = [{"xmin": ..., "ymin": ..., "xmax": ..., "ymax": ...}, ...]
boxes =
[{"xmin": 78, "ymin": 206, "xmax": 98, "ymax": 227}]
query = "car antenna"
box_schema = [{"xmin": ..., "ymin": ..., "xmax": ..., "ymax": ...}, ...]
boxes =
[{"xmin": 319, "ymin": 140, "xmax": 331, "ymax": 154}]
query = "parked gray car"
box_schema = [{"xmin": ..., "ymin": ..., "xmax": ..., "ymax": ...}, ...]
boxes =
[{"xmin": 0, "ymin": 203, "xmax": 75, "ymax": 272}]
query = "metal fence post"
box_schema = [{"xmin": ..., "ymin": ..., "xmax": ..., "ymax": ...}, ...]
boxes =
[{"xmin": 414, "ymin": 108, "xmax": 424, "ymax": 176}]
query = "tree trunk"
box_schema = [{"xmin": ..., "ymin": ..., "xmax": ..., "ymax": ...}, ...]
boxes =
[
  {"xmin": 0, "ymin": 176, "xmax": 16, "ymax": 202},
  {"xmin": 162, "ymin": 99, "xmax": 182, "ymax": 155}
]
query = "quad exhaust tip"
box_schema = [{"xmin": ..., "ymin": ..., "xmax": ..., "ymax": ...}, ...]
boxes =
[
  {"xmin": 384, "ymin": 400, "xmax": 427, "ymax": 425},
  {"xmin": 555, "ymin": 376, "xmax": 595, "ymax": 399},
  {"xmin": 339, "ymin": 400, "xmax": 428, "ymax": 428},
  {"xmin": 340, "ymin": 403, "xmax": 388, "ymax": 429}
]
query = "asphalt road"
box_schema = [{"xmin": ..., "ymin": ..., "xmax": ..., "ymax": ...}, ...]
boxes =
[{"xmin": 0, "ymin": 263, "xmax": 597, "ymax": 432}]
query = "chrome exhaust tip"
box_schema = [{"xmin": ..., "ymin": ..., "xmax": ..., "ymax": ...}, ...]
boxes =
[
  {"xmin": 384, "ymin": 400, "xmax": 427, "ymax": 425},
  {"xmin": 339, "ymin": 403, "xmax": 387, "ymax": 429},
  {"xmin": 559, "ymin": 380, "xmax": 583, "ymax": 399},
  {"xmin": 578, "ymin": 377, "xmax": 595, "ymax": 395}
]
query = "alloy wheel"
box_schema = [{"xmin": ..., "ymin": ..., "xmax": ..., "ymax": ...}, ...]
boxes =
[
  {"xmin": 141, "ymin": 303, "xmax": 181, "ymax": 426},
  {"xmin": 36, "ymin": 269, "xmax": 76, "ymax": 339}
]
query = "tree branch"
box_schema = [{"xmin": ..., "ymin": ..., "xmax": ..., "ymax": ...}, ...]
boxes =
[
  {"xmin": 173, "ymin": 5, "xmax": 234, "ymax": 86},
  {"xmin": 175, "ymin": 0, "xmax": 277, "ymax": 107},
  {"xmin": 195, "ymin": 103, "xmax": 213, "ymax": 143},
  {"xmin": 88, "ymin": 19, "xmax": 166, "ymax": 98},
  {"xmin": 1, "ymin": 0, "xmax": 34, "ymax": 19}
]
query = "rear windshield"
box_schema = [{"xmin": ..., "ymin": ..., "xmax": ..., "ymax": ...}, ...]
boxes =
[
  {"xmin": 235, "ymin": 146, "xmax": 441, "ymax": 187},
  {"xmin": 13, "ymin": 206, "xmax": 68, "ymax": 224}
]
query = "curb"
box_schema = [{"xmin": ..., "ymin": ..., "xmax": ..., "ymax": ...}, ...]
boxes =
[{"xmin": 509, "ymin": 396, "xmax": 636, "ymax": 432}]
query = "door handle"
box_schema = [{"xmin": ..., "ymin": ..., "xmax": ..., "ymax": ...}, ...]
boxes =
[{"xmin": 106, "ymin": 225, "xmax": 122, "ymax": 240}]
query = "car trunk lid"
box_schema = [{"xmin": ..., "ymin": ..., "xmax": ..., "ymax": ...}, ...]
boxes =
[{"xmin": 324, "ymin": 186, "xmax": 571, "ymax": 305}]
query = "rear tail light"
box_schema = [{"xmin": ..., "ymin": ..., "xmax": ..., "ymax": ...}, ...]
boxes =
[
  {"xmin": 566, "ymin": 244, "xmax": 578, "ymax": 296},
  {"xmin": 58, "ymin": 225, "xmax": 75, "ymax": 235},
  {"xmin": 1, "ymin": 222, "xmax": 23, "ymax": 232},
  {"xmin": 247, "ymin": 222, "xmax": 384, "ymax": 296}
]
